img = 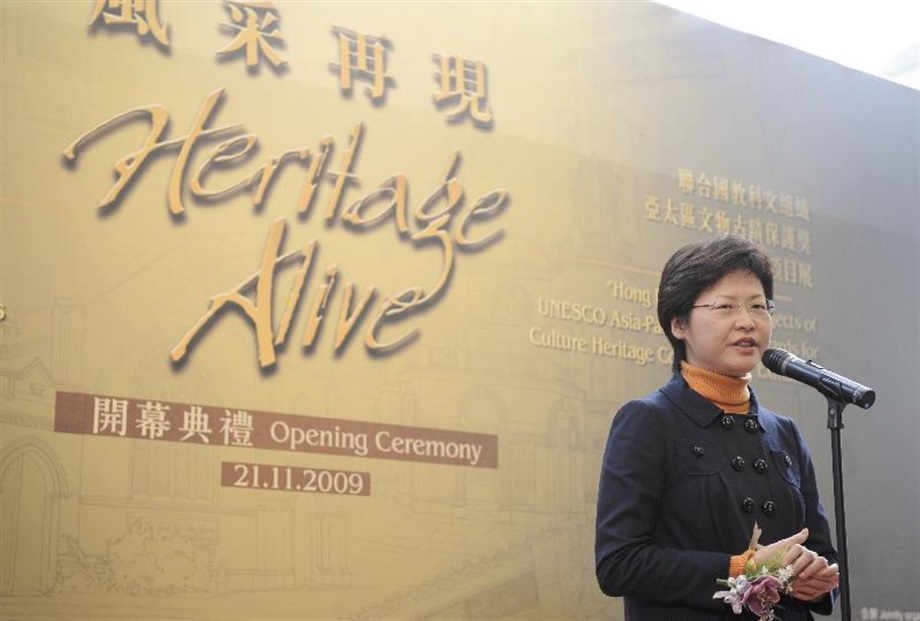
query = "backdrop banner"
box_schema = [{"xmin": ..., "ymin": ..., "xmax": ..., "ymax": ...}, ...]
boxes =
[{"xmin": 1, "ymin": 2, "xmax": 918, "ymax": 620}]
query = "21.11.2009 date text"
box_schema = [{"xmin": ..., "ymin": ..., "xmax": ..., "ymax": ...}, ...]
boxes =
[{"xmin": 222, "ymin": 461, "xmax": 370, "ymax": 496}]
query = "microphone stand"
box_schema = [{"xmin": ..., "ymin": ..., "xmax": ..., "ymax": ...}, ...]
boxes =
[{"xmin": 825, "ymin": 396, "xmax": 851, "ymax": 621}]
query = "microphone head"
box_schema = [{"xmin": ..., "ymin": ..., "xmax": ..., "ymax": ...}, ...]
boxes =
[{"xmin": 761, "ymin": 347, "xmax": 790, "ymax": 374}]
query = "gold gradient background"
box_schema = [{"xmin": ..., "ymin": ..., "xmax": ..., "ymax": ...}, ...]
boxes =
[{"xmin": 2, "ymin": 2, "xmax": 918, "ymax": 619}]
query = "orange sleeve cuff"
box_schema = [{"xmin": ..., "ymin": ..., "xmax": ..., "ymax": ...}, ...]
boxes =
[{"xmin": 729, "ymin": 549, "xmax": 755, "ymax": 577}]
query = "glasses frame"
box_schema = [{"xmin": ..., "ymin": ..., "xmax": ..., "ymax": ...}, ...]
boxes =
[{"xmin": 689, "ymin": 299, "xmax": 776, "ymax": 318}]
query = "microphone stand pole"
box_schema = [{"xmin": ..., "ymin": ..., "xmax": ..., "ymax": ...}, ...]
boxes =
[{"xmin": 826, "ymin": 396, "xmax": 851, "ymax": 621}]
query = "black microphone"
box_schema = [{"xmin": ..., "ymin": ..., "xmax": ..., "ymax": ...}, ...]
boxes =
[{"xmin": 762, "ymin": 348, "xmax": 876, "ymax": 409}]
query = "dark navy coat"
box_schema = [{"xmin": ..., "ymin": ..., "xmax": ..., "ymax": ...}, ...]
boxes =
[{"xmin": 595, "ymin": 373, "xmax": 837, "ymax": 620}]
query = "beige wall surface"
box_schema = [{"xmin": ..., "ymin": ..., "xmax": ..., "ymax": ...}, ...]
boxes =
[{"xmin": 1, "ymin": 2, "xmax": 917, "ymax": 620}]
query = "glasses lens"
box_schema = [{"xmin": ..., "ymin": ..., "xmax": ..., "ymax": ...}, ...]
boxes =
[{"xmin": 748, "ymin": 301, "xmax": 774, "ymax": 317}]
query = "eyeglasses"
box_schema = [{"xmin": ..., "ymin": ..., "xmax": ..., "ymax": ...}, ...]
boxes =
[{"xmin": 690, "ymin": 299, "xmax": 776, "ymax": 319}]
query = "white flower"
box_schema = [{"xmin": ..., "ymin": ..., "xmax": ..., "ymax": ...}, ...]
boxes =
[
  {"xmin": 713, "ymin": 575, "xmax": 752, "ymax": 615},
  {"xmin": 776, "ymin": 564, "xmax": 794, "ymax": 585}
]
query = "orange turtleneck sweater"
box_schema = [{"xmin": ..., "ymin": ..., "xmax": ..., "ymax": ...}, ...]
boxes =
[
  {"xmin": 680, "ymin": 361, "xmax": 752, "ymax": 414},
  {"xmin": 680, "ymin": 361, "xmax": 756, "ymax": 576}
]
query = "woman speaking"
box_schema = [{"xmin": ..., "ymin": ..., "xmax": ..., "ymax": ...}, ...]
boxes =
[{"xmin": 595, "ymin": 235, "xmax": 839, "ymax": 620}]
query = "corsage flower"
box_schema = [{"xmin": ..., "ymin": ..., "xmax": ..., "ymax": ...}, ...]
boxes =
[{"xmin": 714, "ymin": 525, "xmax": 794, "ymax": 621}]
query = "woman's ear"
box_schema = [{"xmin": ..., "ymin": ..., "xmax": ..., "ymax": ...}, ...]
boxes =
[{"xmin": 671, "ymin": 316, "xmax": 687, "ymax": 339}]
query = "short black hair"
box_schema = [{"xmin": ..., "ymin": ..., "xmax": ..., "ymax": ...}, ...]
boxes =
[{"xmin": 657, "ymin": 235, "xmax": 774, "ymax": 372}]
